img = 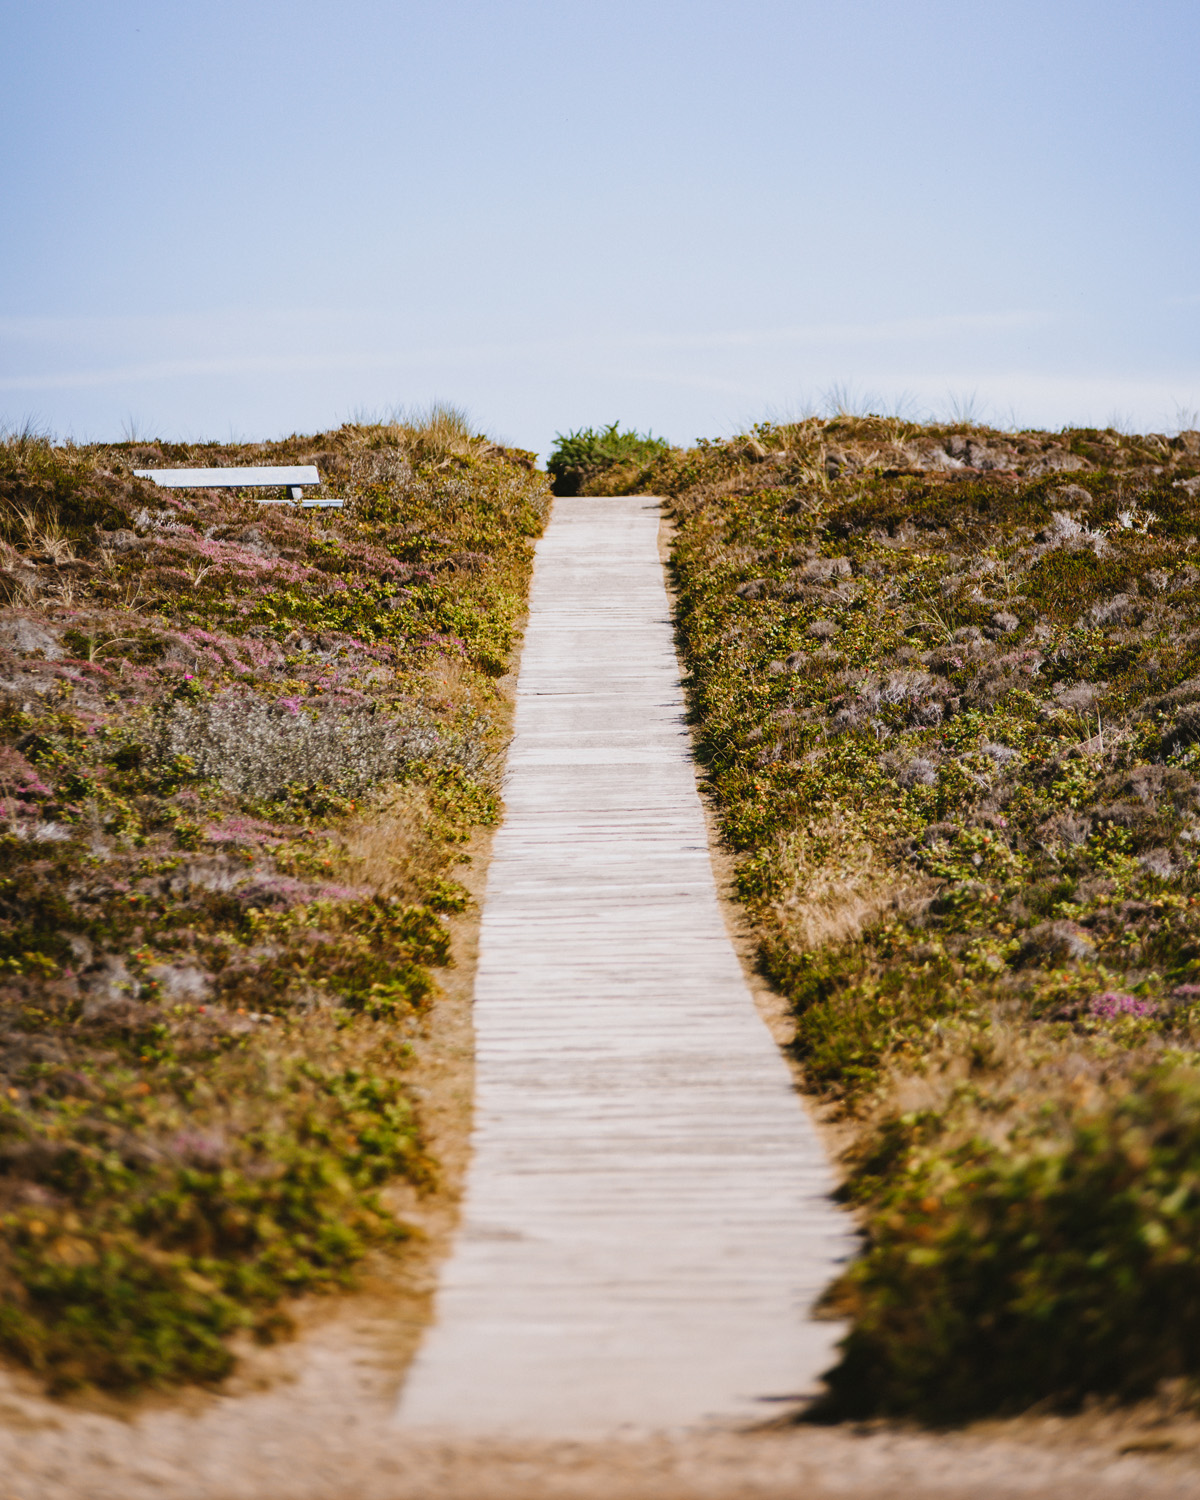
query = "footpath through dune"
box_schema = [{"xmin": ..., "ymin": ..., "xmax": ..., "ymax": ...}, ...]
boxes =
[
  {"xmin": 395, "ymin": 493, "xmax": 855, "ymax": 1437},
  {"xmin": 6, "ymin": 494, "xmax": 1200, "ymax": 1497}
]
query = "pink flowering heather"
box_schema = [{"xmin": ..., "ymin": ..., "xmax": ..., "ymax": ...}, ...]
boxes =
[
  {"xmin": 236, "ymin": 874, "xmax": 368, "ymax": 909},
  {"xmin": 418, "ymin": 632, "xmax": 467, "ymax": 655},
  {"xmin": 169, "ymin": 1130, "xmax": 228, "ymax": 1168},
  {"xmin": 155, "ymin": 532, "xmax": 320, "ymax": 588},
  {"xmin": 201, "ymin": 815, "xmax": 288, "ymax": 847},
  {"xmin": 1088, "ymin": 991, "xmax": 1159, "ymax": 1019},
  {"xmin": 0, "ymin": 747, "xmax": 53, "ymax": 809}
]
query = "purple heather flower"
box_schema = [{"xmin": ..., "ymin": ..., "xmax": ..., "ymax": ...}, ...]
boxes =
[{"xmin": 1088, "ymin": 991, "xmax": 1158, "ymax": 1019}]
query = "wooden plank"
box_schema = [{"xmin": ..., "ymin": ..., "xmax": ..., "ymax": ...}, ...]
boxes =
[
  {"xmin": 133, "ymin": 465, "xmax": 320, "ymax": 488},
  {"xmin": 395, "ymin": 495, "xmax": 856, "ymax": 1438}
]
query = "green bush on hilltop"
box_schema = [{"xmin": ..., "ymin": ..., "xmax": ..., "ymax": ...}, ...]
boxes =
[{"xmin": 546, "ymin": 422, "xmax": 671, "ymax": 496}]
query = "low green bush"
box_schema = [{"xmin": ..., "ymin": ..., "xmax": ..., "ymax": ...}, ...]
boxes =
[
  {"xmin": 546, "ymin": 422, "xmax": 670, "ymax": 496},
  {"xmin": 820, "ymin": 1066, "xmax": 1200, "ymax": 1421}
]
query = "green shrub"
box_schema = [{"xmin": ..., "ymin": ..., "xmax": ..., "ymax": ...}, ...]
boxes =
[
  {"xmin": 818, "ymin": 1066, "xmax": 1200, "ymax": 1422},
  {"xmin": 546, "ymin": 422, "xmax": 670, "ymax": 496}
]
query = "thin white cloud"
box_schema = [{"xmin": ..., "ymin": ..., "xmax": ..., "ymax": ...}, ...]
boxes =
[
  {"xmin": 0, "ymin": 307, "xmax": 1047, "ymax": 346},
  {"xmin": 3, "ymin": 308, "xmax": 1195, "ymax": 442},
  {"xmin": 0, "ymin": 309, "xmax": 1053, "ymax": 392}
]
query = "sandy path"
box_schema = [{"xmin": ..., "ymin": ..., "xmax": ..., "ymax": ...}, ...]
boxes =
[
  {"xmin": 396, "ymin": 493, "xmax": 856, "ymax": 1435},
  {"xmin": 4, "ymin": 1311, "xmax": 1200, "ymax": 1499}
]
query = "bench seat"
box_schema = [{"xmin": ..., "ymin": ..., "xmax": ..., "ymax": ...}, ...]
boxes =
[{"xmin": 133, "ymin": 465, "xmax": 342, "ymax": 509}]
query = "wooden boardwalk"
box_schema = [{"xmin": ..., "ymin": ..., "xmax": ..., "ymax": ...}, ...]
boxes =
[{"xmin": 395, "ymin": 496, "xmax": 855, "ymax": 1437}]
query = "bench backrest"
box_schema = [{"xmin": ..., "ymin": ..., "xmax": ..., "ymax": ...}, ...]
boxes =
[
  {"xmin": 132, "ymin": 464, "xmax": 341, "ymax": 508},
  {"xmin": 133, "ymin": 466, "xmax": 320, "ymax": 489}
]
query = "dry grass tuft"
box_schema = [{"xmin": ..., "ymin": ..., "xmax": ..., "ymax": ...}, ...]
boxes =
[
  {"xmin": 365, "ymin": 404, "xmax": 497, "ymax": 468},
  {"xmin": 770, "ymin": 814, "xmax": 899, "ymax": 953},
  {"xmin": 333, "ymin": 785, "xmax": 442, "ymax": 906}
]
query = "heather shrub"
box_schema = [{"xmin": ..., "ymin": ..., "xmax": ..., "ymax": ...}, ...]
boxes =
[
  {"xmin": 819, "ymin": 1066, "xmax": 1200, "ymax": 1421},
  {"xmin": 0, "ymin": 420, "xmax": 548, "ymax": 1393},
  {"xmin": 661, "ymin": 414, "xmax": 1200, "ymax": 1419}
]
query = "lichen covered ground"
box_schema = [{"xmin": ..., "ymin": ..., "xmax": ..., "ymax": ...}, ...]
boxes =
[
  {"xmin": 623, "ymin": 418, "xmax": 1200, "ymax": 1419},
  {"xmin": 0, "ymin": 418, "xmax": 547, "ymax": 1393}
]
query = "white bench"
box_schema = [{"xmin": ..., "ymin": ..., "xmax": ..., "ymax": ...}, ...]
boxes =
[{"xmin": 133, "ymin": 465, "xmax": 343, "ymax": 509}]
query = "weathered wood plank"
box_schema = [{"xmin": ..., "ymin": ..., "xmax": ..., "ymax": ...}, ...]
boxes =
[{"xmin": 395, "ymin": 495, "xmax": 855, "ymax": 1437}]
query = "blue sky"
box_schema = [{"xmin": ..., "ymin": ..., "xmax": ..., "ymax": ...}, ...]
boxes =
[{"xmin": 3, "ymin": 0, "xmax": 1198, "ymax": 456}]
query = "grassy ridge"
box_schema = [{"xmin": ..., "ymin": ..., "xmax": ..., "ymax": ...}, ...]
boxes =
[
  {"xmin": 0, "ymin": 414, "xmax": 548, "ymax": 1392},
  {"xmin": 631, "ymin": 417, "xmax": 1200, "ymax": 1419}
]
